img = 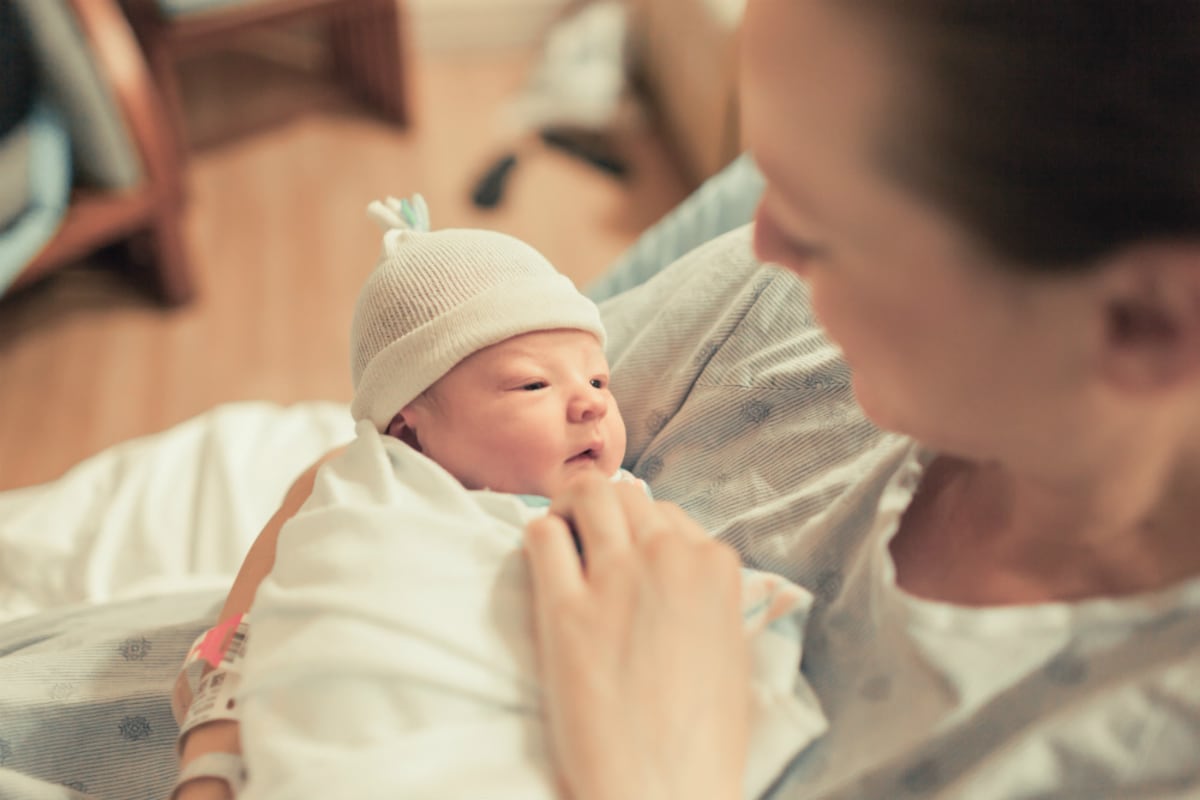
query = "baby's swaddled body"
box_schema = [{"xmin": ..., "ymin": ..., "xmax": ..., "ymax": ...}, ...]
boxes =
[{"xmin": 237, "ymin": 421, "xmax": 827, "ymax": 800}]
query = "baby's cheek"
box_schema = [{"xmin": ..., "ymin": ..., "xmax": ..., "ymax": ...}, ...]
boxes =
[
  {"xmin": 610, "ymin": 417, "xmax": 629, "ymax": 467},
  {"xmin": 597, "ymin": 450, "xmax": 623, "ymax": 482}
]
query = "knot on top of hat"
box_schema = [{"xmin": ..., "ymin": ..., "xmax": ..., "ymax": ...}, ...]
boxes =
[{"xmin": 367, "ymin": 194, "xmax": 431, "ymax": 235}]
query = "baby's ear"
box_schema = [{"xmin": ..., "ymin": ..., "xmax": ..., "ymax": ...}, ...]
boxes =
[
  {"xmin": 385, "ymin": 413, "xmax": 423, "ymax": 452},
  {"xmin": 385, "ymin": 413, "xmax": 405, "ymax": 438}
]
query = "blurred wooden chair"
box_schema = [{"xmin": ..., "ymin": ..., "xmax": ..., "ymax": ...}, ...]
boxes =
[
  {"xmin": 119, "ymin": 0, "xmax": 411, "ymax": 153},
  {"xmin": 8, "ymin": 0, "xmax": 193, "ymax": 305}
]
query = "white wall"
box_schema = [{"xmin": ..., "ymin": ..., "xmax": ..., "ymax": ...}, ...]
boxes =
[{"xmin": 407, "ymin": 0, "xmax": 575, "ymax": 52}]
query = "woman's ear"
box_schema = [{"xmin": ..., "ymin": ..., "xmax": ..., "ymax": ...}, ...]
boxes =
[
  {"xmin": 385, "ymin": 412, "xmax": 422, "ymax": 452},
  {"xmin": 1099, "ymin": 243, "xmax": 1200, "ymax": 395}
]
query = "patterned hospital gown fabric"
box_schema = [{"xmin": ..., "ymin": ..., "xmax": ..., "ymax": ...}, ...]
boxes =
[{"xmin": 0, "ymin": 591, "xmax": 222, "ymax": 799}]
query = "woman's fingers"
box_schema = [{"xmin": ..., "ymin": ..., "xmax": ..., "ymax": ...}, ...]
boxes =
[
  {"xmin": 654, "ymin": 500, "xmax": 711, "ymax": 543},
  {"xmin": 548, "ymin": 473, "xmax": 634, "ymax": 572},
  {"xmin": 525, "ymin": 513, "xmax": 586, "ymax": 600},
  {"xmin": 546, "ymin": 478, "xmax": 715, "ymax": 574},
  {"xmin": 526, "ymin": 480, "xmax": 750, "ymax": 800},
  {"xmin": 612, "ymin": 482, "xmax": 674, "ymax": 546}
]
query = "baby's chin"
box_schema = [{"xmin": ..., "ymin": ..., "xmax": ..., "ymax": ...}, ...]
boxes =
[
  {"xmin": 472, "ymin": 455, "xmax": 622, "ymax": 498},
  {"xmin": 536, "ymin": 459, "xmax": 614, "ymax": 497}
]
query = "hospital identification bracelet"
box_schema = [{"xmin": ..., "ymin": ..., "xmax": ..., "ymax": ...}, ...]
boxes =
[{"xmin": 175, "ymin": 614, "xmax": 250, "ymax": 755}]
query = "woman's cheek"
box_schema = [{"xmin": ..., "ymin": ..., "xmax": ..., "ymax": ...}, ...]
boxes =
[
  {"xmin": 806, "ymin": 274, "xmax": 838, "ymax": 338},
  {"xmin": 808, "ymin": 278, "xmax": 871, "ymax": 374},
  {"xmin": 753, "ymin": 207, "xmax": 800, "ymax": 271}
]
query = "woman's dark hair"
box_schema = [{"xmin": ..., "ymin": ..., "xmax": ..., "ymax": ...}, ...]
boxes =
[{"xmin": 846, "ymin": 1, "xmax": 1200, "ymax": 270}]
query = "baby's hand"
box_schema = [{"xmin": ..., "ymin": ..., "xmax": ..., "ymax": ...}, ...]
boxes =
[{"xmin": 170, "ymin": 778, "xmax": 234, "ymax": 800}]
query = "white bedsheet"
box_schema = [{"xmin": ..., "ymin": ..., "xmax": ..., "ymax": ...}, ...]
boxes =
[
  {"xmin": 0, "ymin": 401, "xmax": 354, "ymax": 623},
  {"xmin": 239, "ymin": 420, "xmax": 828, "ymax": 800}
]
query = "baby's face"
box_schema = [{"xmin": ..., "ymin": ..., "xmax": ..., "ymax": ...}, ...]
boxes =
[{"xmin": 400, "ymin": 329, "xmax": 627, "ymax": 497}]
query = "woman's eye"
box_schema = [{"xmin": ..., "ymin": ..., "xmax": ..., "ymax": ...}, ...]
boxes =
[
  {"xmin": 755, "ymin": 208, "xmax": 830, "ymax": 265},
  {"xmin": 791, "ymin": 237, "xmax": 830, "ymax": 262}
]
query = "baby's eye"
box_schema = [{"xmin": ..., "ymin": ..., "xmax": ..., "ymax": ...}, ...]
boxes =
[
  {"xmin": 522, "ymin": 381, "xmax": 547, "ymax": 391},
  {"xmin": 590, "ymin": 378, "xmax": 605, "ymax": 389}
]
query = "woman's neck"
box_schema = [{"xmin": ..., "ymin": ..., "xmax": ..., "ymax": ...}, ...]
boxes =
[{"xmin": 890, "ymin": 439, "xmax": 1200, "ymax": 606}]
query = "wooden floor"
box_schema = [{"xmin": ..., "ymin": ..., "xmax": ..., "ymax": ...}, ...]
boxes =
[{"xmin": 0, "ymin": 43, "xmax": 690, "ymax": 490}]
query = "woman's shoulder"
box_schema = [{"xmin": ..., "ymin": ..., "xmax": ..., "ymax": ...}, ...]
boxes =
[
  {"xmin": 602, "ymin": 225, "xmax": 906, "ymax": 577},
  {"xmin": 606, "ymin": 225, "xmax": 851, "ymax": 459}
]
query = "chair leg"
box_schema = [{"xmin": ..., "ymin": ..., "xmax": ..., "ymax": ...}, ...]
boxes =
[
  {"xmin": 148, "ymin": 43, "xmax": 193, "ymax": 164},
  {"xmin": 147, "ymin": 205, "xmax": 195, "ymax": 305},
  {"xmin": 330, "ymin": 0, "xmax": 410, "ymax": 126}
]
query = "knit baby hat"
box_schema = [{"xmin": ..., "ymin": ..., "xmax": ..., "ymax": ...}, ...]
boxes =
[{"xmin": 350, "ymin": 194, "xmax": 607, "ymax": 431}]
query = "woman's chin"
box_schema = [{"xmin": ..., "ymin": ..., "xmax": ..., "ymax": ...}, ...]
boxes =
[
  {"xmin": 851, "ymin": 372, "xmax": 910, "ymax": 437},
  {"xmin": 850, "ymin": 372, "xmax": 884, "ymax": 420},
  {"xmin": 851, "ymin": 374, "xmax": 984, "ymax": 461}
]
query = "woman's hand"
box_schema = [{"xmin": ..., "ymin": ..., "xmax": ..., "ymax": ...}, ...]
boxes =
[{"xmin": 525, "ymin": 474, "xmax": 749, "ymax": 800}]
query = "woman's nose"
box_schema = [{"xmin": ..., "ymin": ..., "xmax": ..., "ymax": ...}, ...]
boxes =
[
  {"xmin": 753, "ymin": 203, "xmax": 815, "ymax": 279},
  {"xmin": 569, "ymin": 387, "xmax": 607, "ymax": 423}
]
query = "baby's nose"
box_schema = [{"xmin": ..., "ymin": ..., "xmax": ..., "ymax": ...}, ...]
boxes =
[{"xmin": 569, "ymin": 388, "xmax": 607, "ymax": 422}]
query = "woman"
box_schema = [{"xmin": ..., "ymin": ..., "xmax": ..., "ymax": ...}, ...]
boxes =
[
  {"xmin": 179, "ymin": 1, "xmax": 1200, "ymax": 797},
  {"xmin": 527, "ymin": 0, "xmax": 1200, "ymax": 797}
]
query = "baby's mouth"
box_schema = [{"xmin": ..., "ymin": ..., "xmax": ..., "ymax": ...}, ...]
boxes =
[{"xmin": 566, "ymin": 446, "xmax": 601, "ymax": 464}]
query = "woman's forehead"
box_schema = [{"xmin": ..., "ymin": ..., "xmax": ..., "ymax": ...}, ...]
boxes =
[
  {"xmin": 742, "ymin": 2, "xmax": 892, "ymax": 131},
  {"xmin": 742, "ymin": 2, "xmax": 980, "ymax": 260},
  {"xmin": 742, "ymin": 3, "xmax": 895, "ymax": 204}
]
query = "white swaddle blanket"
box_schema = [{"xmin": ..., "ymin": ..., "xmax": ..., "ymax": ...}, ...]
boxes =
[{"xmin": 239, "ymin": 420, "xmax": 828, "ymax": 799}]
